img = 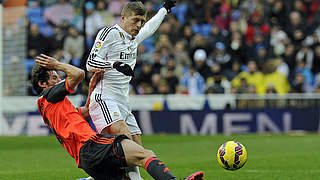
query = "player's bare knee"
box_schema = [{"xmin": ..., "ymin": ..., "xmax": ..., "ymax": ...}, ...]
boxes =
[
  {"xmin": 136, "ymin": 149, "xmax": 156, "ymax": 167},
  {"xmin": 144, "ymin": 149, "xmax": 156, "ymax": 158},
  {"xmin": 107, "ymin": 121, "xmax": 133, "ymax": 140}
]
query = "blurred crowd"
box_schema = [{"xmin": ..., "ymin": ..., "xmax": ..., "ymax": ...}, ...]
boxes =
[{"xmin": 25, "ymin": 0, "xmax": 320, "ymax": 96}]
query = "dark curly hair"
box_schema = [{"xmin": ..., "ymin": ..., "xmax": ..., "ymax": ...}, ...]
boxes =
[{"xmin": 31, "ymin": 63, "xmax": 51, "ymax": 95}]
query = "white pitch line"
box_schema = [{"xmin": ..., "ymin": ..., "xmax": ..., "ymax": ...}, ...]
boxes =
[{"xmin": 243, "ymin": 169, "xmax": 320, "ymax": 173}]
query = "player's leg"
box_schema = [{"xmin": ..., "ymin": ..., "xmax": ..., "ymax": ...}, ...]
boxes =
[
  {"xmin": 121, "ymin": 139, "xmax": 204, "ymax": 180},
  {"xmin": 120, "ymin": 139, "xmax": 177, "ymax": 180},
  {"xmin": 119, "ymin": 105, "xmax": 143, "ymax": 179},
  {"xmin": 103, "ymin": 120, "xmax": 132, "ymax": 140},
  {"xmin": 87, "ymin": 94, "xmax": 132, "ymax": 179},
  {"xmin": 89, "ymin": 94, "xmax": 131, "ymax": 137}
]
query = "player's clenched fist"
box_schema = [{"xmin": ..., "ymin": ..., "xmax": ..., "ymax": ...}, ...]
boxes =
[
  {"xmin": 113, "ymin": 61, "xmax": 134, "ymax": 76},
  {"xmin": 163, "ymin": 0, "xmax": 176, "ymax": 13}
]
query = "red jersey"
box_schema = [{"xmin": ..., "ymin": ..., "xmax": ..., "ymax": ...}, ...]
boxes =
[{"xmin": 37, "ymin": 78, "xmax": 96, "ymax": 167}]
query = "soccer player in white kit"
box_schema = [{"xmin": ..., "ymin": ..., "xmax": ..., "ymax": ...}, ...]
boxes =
[{"xmin": 86, "ymin": 1, "xmax": 176, "ymax": 179}]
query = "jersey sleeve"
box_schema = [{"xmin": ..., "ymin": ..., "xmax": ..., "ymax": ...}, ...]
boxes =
[
  {"xmin": 135, "ymin": 8, "xmax": 167, "ymax": 44},
  {"xmin": 86, "ymin": 27, "xmax": 116, "ymax": 72},
  {"xmin": 43, "ymin": 79, "xmax": 71, "ymax": 103}
]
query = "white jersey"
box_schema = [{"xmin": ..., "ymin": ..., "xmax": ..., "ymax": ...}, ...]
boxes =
[{"xmin": 87, "ymin": 8, "xmax": 167, "ymax": 104}]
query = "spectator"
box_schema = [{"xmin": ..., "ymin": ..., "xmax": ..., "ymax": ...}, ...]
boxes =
[
  {"xmin": 295, "ymin": 60, "xmax": 314, "ymax": 92},
  {"xmin": 245, "ymin": 11, "xmax": 270, "ymax": 45},
  {"xmin": 43, "ymin": 0, "xmax": 74, "ymax": 26},
  {"xmin": 108, "ymin": 0, "xmax": 128, "ymax": 16},
  {"xmin": 223, "ymin": 60, "xmax": 242, "ymax": 81},
  {"xmin": 282, "ymin": 44, "xmax": 297, "ymax": 76},
  {"xmin": 48, "ymin": 26, "xmax": 66, "ymax": 53},
  {"xmin": 291, "ymin": 73, "xmax": 306, "ymax": 93},
  {"xmin": 215, "ymin": 4, "xmax": 232, "ymax": 31},
  {"xmin": 84, "ymin": 1, "xmax": 104, "ymax": 46},
  {"xmin": 285, "ymin": 11, "xmax": 307, "ymax": 46},
  {"xmin": 209, "ymin": 42, "xmax": 232, "ymax": 71},
  {"xmin": 165, "ymin": 69, "xmax": 180, "ymax": 93},
  {"xmin": 135, "ymin": 63, "xmax": 153, "ymax": 91},
  {"xmin": 155, "ymin": 34, "xmax": 174, "ymax": 53},
  {"xmin": 275, "ymin": 57, "xmax": 290, "ymax": 78},
  {"xmin": 264, "ymin": 60, "xmax": 290, "ymax": 94},
  {"xmin": 151, "ymin": 51, "xmax": 163, "ymax": 75},
  {"xmin": 63, "ymin": 26, "xmax": 84, "ymax": 62},
  {"xmin": 271, "ymin": 0, "xmax": 288, "ymax": 26},
  {"xmin": 151, "ymin": 73, "xmax": 162, "ymax": 94},
  {"xmin": 270, "ymin": 23, "xmax": 288, "ymax": 57},
  {"xmin": 179, "ymin": 25, "xmax": 194, "ymax": 51},
  {"xmin": 193, "ymin": 49, "xmax": 211, "ymax": 80},
  {"xmin": 180, "ymin": 66, "xmax": 206, "ymax": 95},
  {"xmin": 295, "ymin": 44, "xmax": 314, "ymax": 69},
  {"xmin": 312, "ymin": 44, "xmax": 320, "ymax": 76},
  {"xmin": 96, "ymin": 0, "xmax": 115, "ymax": 26},
  {"xmin": 206, "ymin": 63, "xmax": 231, "ymax": 94},
  {"xmin": 207, "ymin": 23, "xmax": 226, "ymax": 51},
  {"xmin": 227, "ymin": 30, "xmax": 247, "ymax": 65},
  {"xmin": 186, "ymin": 0, "xmax": 207, "ymax": 25},
  {"xmin": 240, "ymin": 0, "xmax": 258, "ymax": 16},
  {"xmin": 160, "ymin": 56, "xmax": 184, "ymax": 80},
  {"xmin": 137, "ymin": 44, "xmax": 153, "ymax": 65},
  {"xmin": 173, "ymin": 41, "xmax": 192, "ymax": 68},
  {"xmin": 205, "ymin": 0, "xmax": 222, "ymax": 25},
  {"xmin": 232, "ymin": 60, "xmax": 265, "ymax": 94},
  {"xmin": 28, "ymin": 23, "xmax": 49, "ymax": 58}
]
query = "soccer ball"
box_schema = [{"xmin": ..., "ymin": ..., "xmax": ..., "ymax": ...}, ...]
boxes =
[{"xmin": 217, "ymin": 141, "xmax": 247, "ymax": 170}]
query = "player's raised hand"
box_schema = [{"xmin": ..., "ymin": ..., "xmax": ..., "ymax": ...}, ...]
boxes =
[
  {"xmin": 35, "ymin": 54, "xmax": 59, "ymax": 69},
  {"xmin": 113, "ymin": 61, "xmax": 134, "ymax": 76},
  {"xmin": 163, "ymin": 0, "xmax": 176, "ymax": 13}
]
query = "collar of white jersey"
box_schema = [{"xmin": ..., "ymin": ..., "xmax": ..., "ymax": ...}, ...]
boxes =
[{"xmin": 115, "ymin": 24, "xmax": 135, "ymax": 40}]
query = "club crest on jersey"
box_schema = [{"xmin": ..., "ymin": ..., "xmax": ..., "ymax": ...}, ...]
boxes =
[
  {"xmin": 114, "ymin": 112, "xmax": 119, "ymax": 117},
  {"xmin": 95, "ymin": 41, "xmax": 102, "ymax": 49},
  {"xmin": 119, "ymin": 32, "xmax": 125, "ymax": 40}
]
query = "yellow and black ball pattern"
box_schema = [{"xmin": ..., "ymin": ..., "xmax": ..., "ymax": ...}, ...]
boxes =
[{"xmin": 217, "ymin": 141, "xmax": 247, "ymax": 170}]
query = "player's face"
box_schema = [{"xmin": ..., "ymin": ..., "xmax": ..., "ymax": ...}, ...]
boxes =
[
  {"xmin": 45, "ymin": 71, "xmax": 61, "ymax": 89},
  {"xmin": 122, "ymin": 13, "xmax": 146, "ymax": 36}
]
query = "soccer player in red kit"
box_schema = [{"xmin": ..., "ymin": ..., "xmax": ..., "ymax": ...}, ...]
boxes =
[{"xmin": 32, "ymin": 54, "xmax": 204, "ymax": 180}]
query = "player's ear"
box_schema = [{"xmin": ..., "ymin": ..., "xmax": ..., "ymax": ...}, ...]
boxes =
[
  {"xmin": 38, "ymin": 80, "xmax": 47, "ymax": 89},
  {"xmin": 121, "ymin": 14, "xmax": 125, "ymax": 21}
]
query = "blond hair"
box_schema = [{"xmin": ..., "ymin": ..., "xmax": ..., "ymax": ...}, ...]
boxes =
[{"xmin": 121, "ymin": 1, "xmax": 146, "ymax": 17}]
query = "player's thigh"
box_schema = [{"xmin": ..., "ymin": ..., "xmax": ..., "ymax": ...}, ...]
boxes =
[
  {"xmin": 89, "ymin": 94, "xmax": 123, "ymax": 133},
  {"xmin": 120, "ymin": 139, "xmax": 155, "ymax": 167},
  {"xmin": 120, "ymin": 108, "xmax": 142, "ymax": 135}
]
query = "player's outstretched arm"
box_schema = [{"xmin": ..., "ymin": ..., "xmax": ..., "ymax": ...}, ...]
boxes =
[
  {"xmin": 135, "ymin": 0, "xmax": 176, "ymax": 44},
  {"xmin": 35, "ymin": 54, "xmax": 85, "ymax": 91}
]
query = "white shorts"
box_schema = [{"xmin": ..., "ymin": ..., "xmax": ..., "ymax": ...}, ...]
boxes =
[{"xmin": 89, "ymin": 93, "xmax": 142, "ymax": 135}]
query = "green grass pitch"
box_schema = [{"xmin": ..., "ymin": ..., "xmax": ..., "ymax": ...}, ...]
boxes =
[{"xmin": 1, "ymin": 134, "xmax": 320, "ymax": 180}]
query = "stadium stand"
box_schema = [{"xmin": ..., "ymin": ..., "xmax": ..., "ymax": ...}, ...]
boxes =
[{"xmin": 4, "ymin": 0, "xmax": 320, "ymax": 98}]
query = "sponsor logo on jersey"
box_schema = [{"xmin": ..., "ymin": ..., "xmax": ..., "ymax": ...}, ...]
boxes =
[
  {"xmin": 95, "ymin": 41, "xmax": 102, "ymax": 49},
  {"xmin": 120, "ymin": 52, "xmax": 136, "ymax": 60},
  {"xmin": 119, "ymin": 32, "xmax": 125, "ymax": 40}
]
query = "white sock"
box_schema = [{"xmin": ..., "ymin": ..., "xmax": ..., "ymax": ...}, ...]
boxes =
[{"xmin": 127, "ymin": 166, "xmax": 142, "ymax": 180}]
